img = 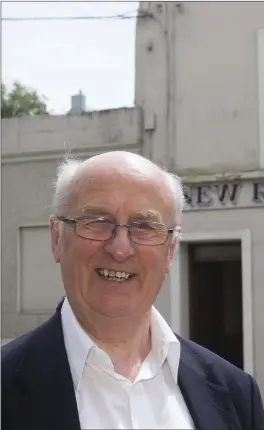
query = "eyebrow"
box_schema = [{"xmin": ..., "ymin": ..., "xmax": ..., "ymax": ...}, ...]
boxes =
[
  {"xmin": 78, "ymin": 206, "xmax": 111, "ymax": 217},
  {"xmin": 77, "ymin": 207, "xmax": 162, "ymax": 222},
  {"xmin": 129, "ymin": 211, "xmax": 162, "ymax": 222}
]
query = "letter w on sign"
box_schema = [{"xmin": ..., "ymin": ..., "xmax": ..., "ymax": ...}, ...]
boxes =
[{"xmin": 215, "ymin": 183, "xmax": 240, "ymax": 206}]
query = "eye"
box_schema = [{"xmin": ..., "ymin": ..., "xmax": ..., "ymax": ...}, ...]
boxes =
[
  {"xmin": 77, "ymin": 220, "xmax": 93, "ymax": 230},
  {"xmin": 78, "ymin": 218, "xmax": 109, "ymax": 228},
  {"xmin": 134, "ymin": 222, "xmax": 154, "ymax": 230}
]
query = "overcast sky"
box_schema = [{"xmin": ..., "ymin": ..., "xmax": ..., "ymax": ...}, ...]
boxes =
[{"xmin": 2, "ymin": 1, "xmax": 138, "ymax": 114}]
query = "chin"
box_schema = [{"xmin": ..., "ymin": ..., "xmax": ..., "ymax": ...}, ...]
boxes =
[{"xmin": 95, "ymin": 299, "xmax": 135, "ymax": 318}]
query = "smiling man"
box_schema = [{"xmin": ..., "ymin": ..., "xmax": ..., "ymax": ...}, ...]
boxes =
[{"xmin": 2, "ymin": 151, "xmax": 264, "ymax": 430}]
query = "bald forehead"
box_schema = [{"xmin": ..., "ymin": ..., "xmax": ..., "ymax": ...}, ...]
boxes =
[
  {"xmin": 68, "ymin": 152, "xmax": 175, "ymax": 219},
  {"xmin": 82, "ymin": 151, "xmax": 161, "ymax": 176},
  {"xmin": 75, "ymin": 152, "xmax": 165, "ymax": 186}
]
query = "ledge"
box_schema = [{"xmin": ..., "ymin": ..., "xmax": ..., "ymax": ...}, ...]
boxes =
[{"xmin": 2, "ymin": 106, "xmax": 143, "ymax": 159}]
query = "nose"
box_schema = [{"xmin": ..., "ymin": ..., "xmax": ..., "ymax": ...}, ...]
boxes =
[{"xmin": 103, "ymin": 225, "xmax": 135, "ymax": 262}]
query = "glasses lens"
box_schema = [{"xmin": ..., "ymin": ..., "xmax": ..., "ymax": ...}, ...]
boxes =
[
  {"xmin": 76, "ymin": 219, "xmax": 113, "ymax": 240},
  {"xmin": 130, "ymin": 222, "xmax": 167, "ymax": 245}
]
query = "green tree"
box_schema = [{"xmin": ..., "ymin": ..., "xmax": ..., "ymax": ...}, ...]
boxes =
[{"xmin": 1, "ymin": 82, "xmax": 49, "ymax": 118}]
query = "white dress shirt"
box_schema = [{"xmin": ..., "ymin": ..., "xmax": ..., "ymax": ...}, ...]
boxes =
[{"xmin": 61, "ymin": 298, "xmax": 194, "ymax": 430}]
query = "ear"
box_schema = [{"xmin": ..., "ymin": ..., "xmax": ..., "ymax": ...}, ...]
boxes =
[
  {"xmin": 166, "ymin": 226, "xmax": 181, "ymax": 273},
  {"xmin": 49, "ymin": 215, "xmax": 62, "ymax": 263}
]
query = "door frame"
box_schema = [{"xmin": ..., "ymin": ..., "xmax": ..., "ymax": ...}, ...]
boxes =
[{"xmin": 169, "ymin": 229, "xmax": 254, "ymax": 376}]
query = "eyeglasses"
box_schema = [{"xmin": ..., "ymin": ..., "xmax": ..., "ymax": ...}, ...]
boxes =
[{"xmin": 57, "ymin": 216, "xmax": 175, "ymax": 246}]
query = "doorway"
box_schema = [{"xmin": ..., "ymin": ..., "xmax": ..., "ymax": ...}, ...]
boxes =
[{"xmin": 188, "ymin": 241, "xmax": 243, "ymax": 369}]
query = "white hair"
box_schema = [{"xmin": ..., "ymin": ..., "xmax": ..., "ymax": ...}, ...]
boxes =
[
  {"xmin": 52, "ymin": 157, "xmax": 81, "ymax": 215},
  {"xmin": 52, "ymin": 154, "xmax": 184, "ymax": 229}
]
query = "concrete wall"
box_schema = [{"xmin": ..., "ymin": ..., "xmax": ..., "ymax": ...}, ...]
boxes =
[
  {"xmin": 2, "ymin": 107, "xmax": 143, "ymax": 161},
  {"xmin": 136, "ymin": 1, "xmax": 264, "ymax": 175},
  {"xmin": 2, "ymin": 107, "xmax": 143, "ymax": 338}
]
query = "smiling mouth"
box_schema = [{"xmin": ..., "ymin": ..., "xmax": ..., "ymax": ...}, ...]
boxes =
[{"xmin": 96, "ymin": 268, "xmax": 135, "ymax": 282}]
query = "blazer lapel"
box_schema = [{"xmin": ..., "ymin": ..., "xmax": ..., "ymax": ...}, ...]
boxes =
[
  {"xmin": 178, "ymin": 341, "xmax": 241, "ymax": 430},
  {"xmin": 16, "ymin": 304, "xmax": 81, "ymax": 430}
]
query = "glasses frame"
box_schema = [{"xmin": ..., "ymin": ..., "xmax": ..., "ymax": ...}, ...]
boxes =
[{"xmin": 57, "ymin": 216, "xmax": 175, "ymax": 246}]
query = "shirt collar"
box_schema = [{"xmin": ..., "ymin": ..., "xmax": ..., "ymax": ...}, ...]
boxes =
[
  {"xmin": 61, "ymin": 297, "xmax": 181, "ymax": 390},
  {"xmin": 151, "ymin": 306, "xmax": 181, "ymax": 381},
  {"xmin": 61, "ymin": 297, "xmax": 95, "ymax": 390}
]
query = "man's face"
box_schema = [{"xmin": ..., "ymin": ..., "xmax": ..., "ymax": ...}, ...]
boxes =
[{"xmin": 50, "ymin": 167, "xmax": 177, "ymax": 320}]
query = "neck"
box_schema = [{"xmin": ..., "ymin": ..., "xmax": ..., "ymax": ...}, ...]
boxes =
[{"xmin": 75, "ymin": 305, "xmax": 152, "ymax": 379}]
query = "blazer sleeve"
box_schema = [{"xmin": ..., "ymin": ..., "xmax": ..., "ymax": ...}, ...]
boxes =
[{"xmin": 250, "ymin": 375, "xmax": 264, "ymax": 429}]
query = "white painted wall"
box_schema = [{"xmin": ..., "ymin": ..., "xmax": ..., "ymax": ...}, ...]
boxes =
[{"xmin": 136, "ymin": 2, "xmax": 264, "ymax": 175}]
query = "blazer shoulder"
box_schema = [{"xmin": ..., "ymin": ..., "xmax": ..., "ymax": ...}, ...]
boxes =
[
  {"xmin": 1, "ymin": 302, "xmax": 64, "ymax": 371},
  {"xmin": 2, "ymin": 329, "xmax": 36, "ymax": 373},
  {"xmin": 1, "ymin": 310, "xmax": 59, "ymax": 375},
  {"xmin": 178, "ymin": 335, "xmax": 257, "ymax": 393},
  {"xmin": 179, "ymin": 335, "xmax": 245, "ymax": 372}
]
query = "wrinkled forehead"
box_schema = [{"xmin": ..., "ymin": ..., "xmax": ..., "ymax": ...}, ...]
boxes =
[{"xmin": 69, "ymin": 164, "xmax": 174, "ymax": 220}]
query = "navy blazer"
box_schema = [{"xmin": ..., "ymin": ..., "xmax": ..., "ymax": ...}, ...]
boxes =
[{"xmin": 2, "ymin": 302, "xmax": 264, "ymax": 430}]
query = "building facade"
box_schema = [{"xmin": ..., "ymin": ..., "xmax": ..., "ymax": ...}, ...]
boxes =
[{"xmin": 2, "ymin": 2, "xmax": 264, "ymax": 396}]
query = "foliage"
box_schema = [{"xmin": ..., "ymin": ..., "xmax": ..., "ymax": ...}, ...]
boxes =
[{"xmin": 1, "ymin": 82, "xmax": 49, "ymax": 118}]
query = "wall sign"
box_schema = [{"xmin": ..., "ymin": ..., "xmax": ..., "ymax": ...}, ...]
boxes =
[{"xmin": 183, "ymin": 181, "xmax": 264, "ymax": 211}]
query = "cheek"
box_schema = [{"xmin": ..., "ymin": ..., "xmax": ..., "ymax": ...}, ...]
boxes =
[
  {"xmin": 140, "ymin": 247, "xmax": 170, "ymax": 276},
  {"xmin": 60, "ymin": 241, "xmax": 102, "ymax": 292},
  {"xmin": 61, "ymin": 237, "xmax": 100, "ymax": 268}
]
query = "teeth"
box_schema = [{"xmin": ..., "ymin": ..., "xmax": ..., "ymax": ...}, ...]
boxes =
[{"xmin": 98, "ymin": 269, "xmax": 131, "ymax": 280}]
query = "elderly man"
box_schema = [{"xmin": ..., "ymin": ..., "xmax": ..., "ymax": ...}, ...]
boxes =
[{"xmin": 2, "ymin": 151, "xmax": 264, "ymax": 430}]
